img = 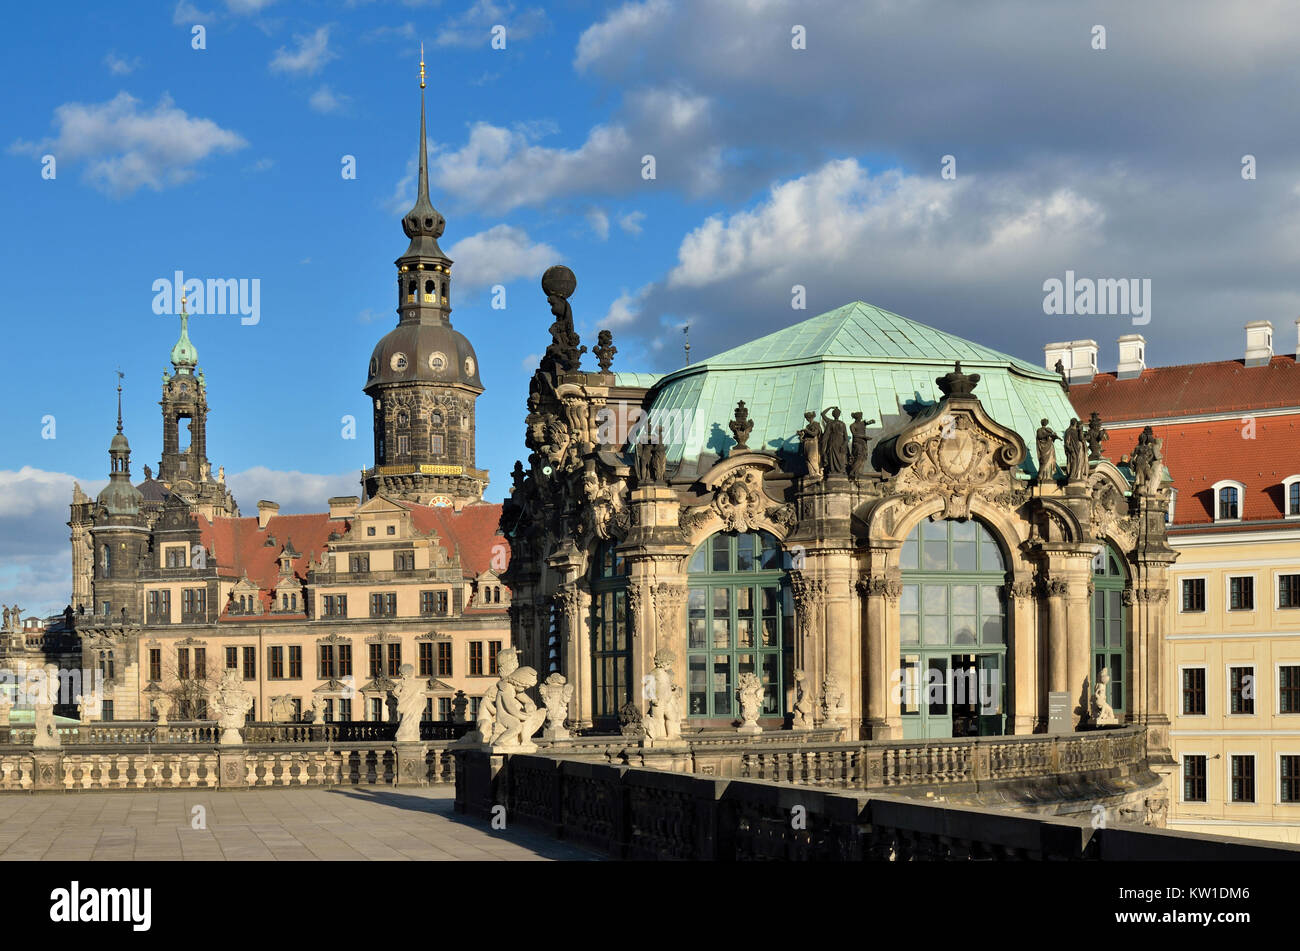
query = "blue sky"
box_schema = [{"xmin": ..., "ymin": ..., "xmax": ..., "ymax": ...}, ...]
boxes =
[{"xmin": 3, "ymin": 0, "xmax": 1300, "ymax": 615}]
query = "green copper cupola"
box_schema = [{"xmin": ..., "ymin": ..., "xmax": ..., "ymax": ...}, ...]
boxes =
[{"xmin": 170, "ymin": 296, "xmax": 198, "ymax": 372}]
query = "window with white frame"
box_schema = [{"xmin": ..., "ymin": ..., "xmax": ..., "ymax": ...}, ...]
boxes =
[
  {"xmin": 1212, "ymin": 480, "xmax": 1245, "ymax": 521},
  {"xmin": 1283, "ymin": 476, "xmax": 1300, "ymax": 518},
  {"xmin": 1278, "ymin": 573, "xmax": 1300, "ymax": 610},
  {"xmin": 1183, "ymin": 754, "xmax": 1208, "ymax": 802},
  {"xmin": 1228, "ymin": 575, "xmax": 1255, "ymax": 611},
  {"xmin": 1228, "ymin": 665, "xmax": 1256, "ymax": 715}
]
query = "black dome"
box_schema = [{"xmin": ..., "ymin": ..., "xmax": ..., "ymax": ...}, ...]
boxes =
[{"xmin": 364, "ymin": 322, "xmax": 482, "ymax": 391}]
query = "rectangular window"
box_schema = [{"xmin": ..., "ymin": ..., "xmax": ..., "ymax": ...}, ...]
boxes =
[
  {"xmin": 437, "ymin": 641, "xmax": 452, "ymax": 677},
  {"xmin": 470, "ymin": 696, "xmax": 481, "ymax": 720},
  {"xmin": 193, "ymin": 648, "xmax": 206, "ymax": 680},
  {"xmin": 370, "ymin": 697, "xmax": 384, "ymax": 722},
  {"xmin": 1183, "ymin": 755, "xmax": 1207, "ymax": 802},
  {"xmin": 349, "ymin": 554, "xmax": 370, "ymax": 573},
  {"xmin": 420, "ymin": 591, "xmax": 435, "ymax": 615},
  {"xmin": 438, "ymin": 697, "xmax": 452, "ymax": 720},
  {"xmin": 387, "ymin": 643, "xmax": 401, "ymax": 677},
  {"xmin": 149, "ymin": 649, "xmax": 161, "ymax": 682},
  {"xmin": 319, "ymin": 645, "xmax": 335, "ymax": 679},
  {"xmin": 268, "ymin": 646, "xmax": 284, "ymax": 680},
  {"xmin": 1229, "ymin": 576, "xmax": 1254, "ymax": 611},
  {"xmin": 423, "ymin": 697, "xmax": 433, "ymax": 721},
  {"xmin": 338, "ymin": 698, "xmax": 352, "ymax": 721},
  {"xmin": 1182, "ymin": 668, "xmax": 1206, "ymax": 715},
  {"xmin": 101, "ymin": 700, "xmax": 114, "ymax": 722},
  {"xmin": 470, "ymin": 641, "xmax": 484, "ymax": 676},
  {"xmin": 436, "ymin": 591, "xmax": 448, "ymax": 615},
  {"xmin": 1283, "ymin": 756, "xmax": 1300, "ymax": 803},
  {"xmin": 321, "ymin": 594, "xmax": 348, "ymax": 618},
  {"xmin": 432, "ymin": 434, "xmax": 444, "ymax": 454},
  {"xmin": 488, "ymin": 641, "xmax": 502, "ymax": 676},
  {"xmin": 1231, "ymin": 755, "xmax": 1255, "ymax": 803},
  {"xmin": 323, "ymin": 699, "xmax": 335, "ymax": 723},
  {"xmin": 370, "ymin": 592, "xmax": 397, "ymax": 618},
  {"xmin": 177, "ymin": 648, "xmax": 189, "ymax": 681},
  {"xmin": 419, "ymin": 642, "xmax": 433, "ymax": 677},
  {"xmin": 225, "ymin": 646, "xmax": 238, "ymax": 670},
  {"xmin": 288, "ymin": 645, "xmax": 302, "ymax": 679},
  {"xmin": 1181, "ymin": 578, "xmax": 1206, "ymax": 612},
  {"xmin": 1281, "ymin": 575, "xmax": 1300, "ymax": 609},
  {"xmin": 182, "ymin": 588, "xmax": 206, "ymax": 618},
  {"xmin": 395, "ymin": 550, "xmax": 414, "ymax": 571},
  {"xmin": 369, "ymin": 643, "xmax": 383, "ymax": 678},
  {"xmin": 338, "ymin": 644, "xmax": 352, "ymax": 677},
  {"xmin": 1281, "ymin": 666, "xmax": 1300, "ymax": 715},
  {"xmin": 242, "ymin": 646, "xmax": 255, "ymax": 680},
  {"xmin": 1229, "ymin": 666, "xmax": 1255, "ymax": 715}
]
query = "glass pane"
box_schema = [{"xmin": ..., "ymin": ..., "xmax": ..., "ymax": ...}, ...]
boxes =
[
  {"xmin": 923, "ymin": 585, "xmax": 947, "ymax": 616},
  {"xmin": 900, "ymin": 615, "xmax": 919, "ymax": 644},
  {"xmin": 761, "ymin": 617, "xmax": 777, "ymax": 647},
  {"xmin": 980, "ymin": 539, "xmax": 1003, "ymax": 570},
  {"xmin": 737, "ymin": 618, "xmax": 754, "ymax": 647},
  {"xmin": 689, "ymin": 619, "xmax": 707, "ymax": 649},
  {"xmin": 736, "ymin": 533, "xmax": 755, "ymax": 572},
  {"xmin": 712, "ymin": 588, "xmax": 730, "ymax": 648},
  {"xmin": 980, "ymin": 586, "xmax": 1001, "ymax": 615},
  {"xmin": 952, "ymin": 585, "xmax": 976, "ymax": 616},
  {"xmin": 761, "ymin": 587, "xmax": 778, "ymax": 616},
  {"xmin": 922, "ymin": 519, "xmax": 948, "ymax": 541},
  {"xmin": 688, "ymin": 655, "xmax": 707, "ymax": 715},
  {"xmin": 712, "ymin": 658, "xmax": 731, "ymax": 715},
  {"xmin": 928, "ymin": 658, "xmax": 948, "ymax": 713},
  {"xmin": 900, "ymin": 584, "xmax": 919, "ymax": 614},
  {"xmin": 951, "ymin": 520, "xmax": 977, "ymax": 542},
  {"xmin": 711, "ymin": 534, "xmax": 730, "ymax": 572},
  {"xmin": 761, "ymin": 654, "xmax": 779, "ymax": 714},
  {"xmin": 952, "ymin": 541, "xmax": 977, "ymax": 571},
  {"xmin": 900, "ymin": 536, "xmax": 919, "ymax": 570},
  {"xmin": 981, "ymin": 615, "xmax": 1004, "ymax": 644},
  {"xmin": 688, "ymin": 587, "xmax": 707, "ymax": 648},
  {"xmin": 1094, "ymin": 612, "xmax": 1105, "ymax": 647},
  {"xmin": 952, "ymin": 615, "xmax": 977, "ymax": 645},
  {"xmin": 760, "ymin": 533, "xmax": 780, "ymax": 570},
  {"xmin": 923, "ymin": 615, "xmax": 948, "ymax": 645},
  {"xmin": 1108, "ymin": 589, "xmax": 1122, "ymax": 622},
  {"xmin": 737, "ymin": 653, "xmax": 755, "ymax": 677},
  {"xmin": 613, "ymin": 592, "xmax": 626, "ymax": 651},
  {"xmin": 924, "ymin": 541, "xmax": 947, "ymax": 570},
  {"xmin": 688, "ymin": 546, "xmax": 706, "ymax": 573}
]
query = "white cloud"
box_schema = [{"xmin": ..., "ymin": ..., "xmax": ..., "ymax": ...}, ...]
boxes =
[
  {"xmin": 574, "ymin": 0, "xmax": 670, "ymax": 72},
  {"xmin": 224, "ymin": 467, "xmax": 359, "ymax": 515},
  {"xmin": 270, "ymin": 25, "xmax": 336, "ymax": 76},
  {"xmin": 309, "ymin": 85, "xmax": 350, "ymax": 114},
  {"xmin": 173, "ymin": 0, "xmax": 213, "ymax": 25},
  {"xmin": 601, "ymin": 285, "xmax": 651, "ymax": 328},
  {"xmin": 104, "ymin": 51, "xmax": 141, "ymax": 76},
  {"xmin": 444, "ymin": 224, "xmax": 560, "ymax": 290},
  {"xmin": 227, "ymin": 0, "xmax": 276, "ymax": 12},
  {"xmin": 9, "ymin": 92, "xmax": 246, "ymax": 196},
  {"xmin": 618, "ymin": 210, "xmax": 645, "ymax": 235},
  {"xmin": 586, "ymin": 208, "xmax": 610, "ymax": 240},
  {"xmin": 436, "ymin": 0, "xmax": 548, "ymax": 48}
]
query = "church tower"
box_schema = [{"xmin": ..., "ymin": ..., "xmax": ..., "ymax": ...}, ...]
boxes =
[
  {"xmin": 157, "ymin": 299, "xmax": 238, "ymax": 520},
  {"xmin": 363, "ymin": 48, "xmax": 488, "ymax": 507},
  {"xmin": 89, "ymin": 377, "xmax": 148, "ymax": 620}
]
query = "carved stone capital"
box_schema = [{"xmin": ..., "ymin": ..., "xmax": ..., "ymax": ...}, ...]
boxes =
[
  {"xmin": 1045, "ymin": 578, "xmax": 1069, "ymax": 598},
  {"xmin": 1008, "ymin": 580, "xmax": 1036, "ymax": 601},
  {"xmin": 855, "ymin": 575, "xmax": 902, "ymax": 601}
]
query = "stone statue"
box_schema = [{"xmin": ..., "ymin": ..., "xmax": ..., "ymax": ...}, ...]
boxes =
[
  {"xmin": 1144, "ymin": 433, "xmax": 1164, "ymax": 495},
  {"xmin": 269, "ymin": 695, "xmax": 296, "ymax": 723},
  {"xmin": 217, "ymin": 465, "xmax": 225, "ymax": 484},
  {"xmin": 471, "ymin": 647, "xmax": 520, "ymax": 745},
  {"xmin": 75, "ymin": 695, "xmax": 92, "ymax": 723},
  {"xmin": 619, "ymin": 700, "xmax": 645, "ymax": 740},
  {"xmin": 821, "ymin": 673, "xmax": 846, "ymax": 722},
  {"xmin": 537, "ymin": 672, "xmax": 573, "ymax": 739},
  {"xmin": 593, "ymin": 329, "xmax": 617, "ymax": 373},
  {"xmin": 450, "ymin": 690, "xmax": 468, "ymax": 723},
  {"xmin": 1064, "ymin": 418, "xmax": 1089, "ymax": 482},
  {"xmin": 492, "ymin": 666, "xmax": 547, "ymax": 750},
  {"xmin": 798, "ymin": 412, "xmax": 822, "ymax": 480},
  {"xmin": 153, "ymin": 696, "xmax": 171, "ymax": 725},
  {"xmin": 643, "ymin": 649, "xmax": 682, "ymax": 743},
  {"xmin": 9, "ymin": 606, "xmax": 19, "ymax": 630},
  {"xmin": 212, "ymin": 670, "xmax": 254, "ymax": 744},
  {"xmin": 2, "ymin": 608, "xmax": 8, "ymax": 631},
  {"xmin": 736, "ymin": 672, "xmax": 763, "ymax": 734},
  {"xmin": 1054, "ymin": 358, "xmax": 1068, "ymax": 390},
  {"xmin": 1092, "ymin": 668, "xmax": 1117, "ymax": 726},
  {"xmin": 392, "ymin": 663, "xmax": 426, "ymax": 742},
  {"xmin": 1130, "ymin": 426, "xmax": 1164, "ymax": 495},
  {"xmin": 820, "ymin": 407, "xmax": 849, "ymax": 475},
  {"xmin": 729, "ymin": 400, "xmax": 754, "ymax": 452},
  {"xmin": 848, "ymin": 412, "xmax": 876, "ymax": 477},
  {"xmin": 649, "ymin": 426, "xmax": 667, "ymax": 484},
  {"xmin": 1034, "ymin": 418, "xmax": 1060, "ymax": 485},
  {"xmin": 1085, "ymin": 411, "xmax": 1108, "ymax": 461},
  {"xmin": 33, "ymin": 702, "xmax": 60, "ymax": 749},
  {"xmin": 541, "ymin": 265, "xmax": 586, "ymax": 378},
  {"xmin": 792, "ymin": 670, "xmax": 814, "ymax": 730}
]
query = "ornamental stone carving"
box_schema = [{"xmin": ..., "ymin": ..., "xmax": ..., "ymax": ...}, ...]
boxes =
[
  {"xmin": 538, "ymin": 672, "xmax": 574, "ymax": 739},
  {"xmin": 211, "ymin": 669, "xmax": 254, "ymax": 745},
  {"xmin": 1008, "ymin": 580, "xmax": 1036, "ymax": 601},
  {"xmin": 736, "ymin": 672, "xmax": 763, "ymax": 734},
  {"xmin": 652, "ymin": 583, "xmax": 687, "ymax": 643},
  {"xmin": 712, "ymin": 467, "xmax": 767, "ymax": 533},
  {"xmin": 820, "ymin": 673, "xmax": 846, "ymax": 721},
  {"xmin": 1045, "ymin": 579, "xmax": 1069, "ymax": 598},
  {"xmin": 856, "ymin": 575, "xmax": 902, "ymax": 601},
  {"xmin": 643, "ymin": 649, "xmax": 683, "ymax": 744},
  {"xmin": 791, "ymin": 669, "xmax": 814, "ymax": 730}
]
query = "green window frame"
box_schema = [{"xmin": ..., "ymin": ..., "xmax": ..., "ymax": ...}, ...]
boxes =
[
  {"xmin": 686, "ymin": 531, "xmax": 790, "ymax": 719},
  {"xmin": 1092, "ymin": 544, "xmax": 1127, "ymax": 714},
  {"xmin": 591, "ymin": 543, "xmax": 632, "ymax": 723}
]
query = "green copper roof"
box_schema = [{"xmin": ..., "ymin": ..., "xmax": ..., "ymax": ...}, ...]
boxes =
[
  {"xmin": 613, "ymin": 372, "xmax": 662, "ymax": 388},
  {"xmin": 170, "ymin": 308, "xmax": 198, "ymax": 370},
  {"xmin": 644, "ymin": 300, "xmax": 1077, "ymax": 478}
]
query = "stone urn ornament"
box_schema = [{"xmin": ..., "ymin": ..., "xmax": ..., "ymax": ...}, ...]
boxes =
[{"xmin": 736, "ymin": 672, "xmax": 763, "ymax": 735}]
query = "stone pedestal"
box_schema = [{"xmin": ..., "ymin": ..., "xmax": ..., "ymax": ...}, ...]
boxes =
[
  {"xmin": 218, "ymin": 751, "xmax": 248, "ymax": 788},
  {"xmin": 395, "ymin": 742, "xmax": 429, "ymax": 786},
  {"xmin": 32, "ymin": 704, "xmax": 59, "ymax": 749},
  {"xmin": 33, "ymin": 753, "xmax": 61, "ymax": 790},
  {"xmin": 737, "ymin": 723, "xmax": 762, "ymax": 735}
]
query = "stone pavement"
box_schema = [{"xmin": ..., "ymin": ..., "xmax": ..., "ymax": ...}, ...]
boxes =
[{"xmin": 0, "ymin": 786, "xmax": 600, "ymax": 861}]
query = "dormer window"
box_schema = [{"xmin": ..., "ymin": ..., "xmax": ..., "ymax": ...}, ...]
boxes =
[
  {"xmin": 1212, "ymin": 480, "xmax": 1245, "ymax": 522},
  {"xmin": 1284, "ymin": 476, "xmax": 1300, "ymax": 518}
]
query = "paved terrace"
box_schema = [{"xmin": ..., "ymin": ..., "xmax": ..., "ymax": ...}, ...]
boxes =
[{"xmin": 0, "ymin": 787, "xmax": 600, "ymax": 861}]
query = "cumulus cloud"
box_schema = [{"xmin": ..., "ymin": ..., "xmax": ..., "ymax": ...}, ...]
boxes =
[
  {"xmin": 8, "ymin": 92, "xmax": 246, "ymax": 196},
  {"xmin": 586, "ymin": 208, "xmax": 610, "ymax": 240},
  {"xmin": 308, "ymin": 85, "xmax": 350, "ymax": 114},
  {"xmin": 270, "ymin": 25, "xmax": 336, "ymax": 76},
  {"xmin": 223, "ymin": 467, "xmax": 359, "ymax": 514},
  {"xmin": 172, "ymin": 1, "xmax": 212, "ymax": 25},
  {"xmin": 435, "ymin": 0, "xmax": 548, "ymax": 48},
  {"xmin": 104, "ymin": 52, "xmax": 141, "ymax": 76},
  {"xmin": 444, "ymin": 224, "xmax": 560, "ymax": 290},
  {"xmin": 618, "ymin": 210, "xmax": 645, "ymax": 235}
]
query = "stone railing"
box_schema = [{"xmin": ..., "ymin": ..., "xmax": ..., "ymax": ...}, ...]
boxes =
[
  {"xmin": 0, "ymin": 740, "xmax": 459, "ymax": 792},
  {"xmin": 455, "ymin": 751, "xmax": 1300, "ymax": 861},
  {"xmin": 1, "ymin": 719, "xmax": 473, "ymax": 747}
]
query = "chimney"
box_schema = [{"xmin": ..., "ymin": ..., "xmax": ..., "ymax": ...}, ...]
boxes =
[
  {"xmin": 257, "ymin": 500, "xmax": 279, "ymax": 529},
  {"xmin": 1244, "ymin": 320, "xmax": 1273, "ymax": 367},
  {"xmin": 1116, "ymin": 334, "xmax": 1146, "ymax": 380},
  {"xmin": 1044, "ymin": 339, "xmax": 1099, "ymax": 383},
  {"xmin": 1294, "ymin": 317, "xmax": 1300, "ymax": 357},
  {"xmin": 328, "ymin": 496, "xmax": 359, "ymax": 520}
]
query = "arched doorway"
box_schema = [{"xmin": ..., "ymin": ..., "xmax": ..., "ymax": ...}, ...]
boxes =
[
  {"xmin": 898, "ymin": 518, "xmax": 1009, "ymax": 739},
  {"xmin": 686, "ymin": 530, "xmax": 792, "ymax": 723},
  {"xmin": 1092, "ymin": 543, "xmax": 1127, "ymax": 717}
]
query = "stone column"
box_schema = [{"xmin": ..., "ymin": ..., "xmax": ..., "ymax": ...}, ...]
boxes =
[
  {"xmin": 1008, "ymin": 578, "xmax": 1037, "ymax": 734},
  {"xmin": 1045, "ymin": 578, "xmax": 1068, "ymax": 699},
  {"xmin": 651, "ymin": 580, "xmax": 688, "ymax": 733},
  {"xmin": 1065, "ymin": 575, "xmax": 1092, "ymax": 729},
  {"xmin": 820, "ymin": 549, "xmax": 855, "ymax": 733},
  {"xmin": 553, "ymin": 583, "xmax": 590, "ymax": 730},
  {"xmin": 859, "ymin": 571, "xmax": 902, "ymax": 740}
]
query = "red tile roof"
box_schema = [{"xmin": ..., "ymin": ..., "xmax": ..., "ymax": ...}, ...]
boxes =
[
  {"xmin": 1069, "ymin": 355, "xmax": 1300, "ymax": 423},
  {"xmin": 1104, "ymin": 417, "xmax": 1300, "ymax": 528},
  {"xmin": 399, "ymin": 501, "xmax": 508, "ymax": 577}
]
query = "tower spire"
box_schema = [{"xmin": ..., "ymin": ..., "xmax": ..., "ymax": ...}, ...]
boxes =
[
  {"xmin": 401, "ymin": 45, "xmax": 445, "ymax": 260},
  {"xmin": 116, "ymin": 370, "xmax": 124, "ymax": 434}
]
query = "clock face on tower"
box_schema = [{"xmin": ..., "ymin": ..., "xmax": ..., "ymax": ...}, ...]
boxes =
[{"xmin": 464, "ymin": 356, "xmax": 476, "ymax": 376}]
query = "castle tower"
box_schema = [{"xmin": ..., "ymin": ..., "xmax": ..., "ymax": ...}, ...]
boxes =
[
  {"xmin": 89, "ymin": 376, "xmax": 148, "ymax": 620},
  {"xmin": 363, "ymin": 47, "xmax": 488, "ymax": 507}
]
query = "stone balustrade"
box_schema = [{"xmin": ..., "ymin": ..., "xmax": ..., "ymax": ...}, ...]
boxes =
[
  {"xmin": 455, "ymin": 750, "xmax": 1300, "ymax": 861},
  {"xmin": 1, "ymin": 719, "xmax": 473, "ymax": 747}
]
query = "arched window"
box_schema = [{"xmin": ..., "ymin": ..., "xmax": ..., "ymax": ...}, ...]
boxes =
[
  {"xmin": 423, "ymin": 279, "xmax": 435, "ymax": 302},
  {"xmin": 101, "ymin": 544, "xmax": 111, "ymax": 575},
  {"xmin": 590, "ymin": 542, "xmax": 631, "ymax": 726},
  {"xmin": 686, "ymin": 531, "xmax": 791, "ymax": 720},
  {"xmin": 898, "ymin": 518, "xmax": 1008, "ymax": 738},
  {"xmin": 1213, "ymin": 480, "xmax": 1244, "ymax": 521},
  {"xmin": 1092, "ymin": 543, "xmax": 1127, "ymax": 715},
  {"xmin": 406, "ymin": 280, "xmax": 417, "ymax": 303},
  {"xmin": 1283, "ymin": 476, "xmax": 1300, "ymax": 518}
]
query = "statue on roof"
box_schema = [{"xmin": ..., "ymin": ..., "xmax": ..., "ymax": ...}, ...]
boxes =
[
  {"xmin": 1130, "ymin": 426, "xmax": 1164, "ymax": 495},
  {"xmin": 798, "ymin": 412, "xmax": 823, "ymax": 481},
  {"xmin": 1034, "ymin": 418, "xmax": 1060, "ymax": 485},
  {"xmin": 729, "ymin": 400, "xmax": 754, "ymax": 452},
  {"xmin": 1085, "ymin": 411, "xmax": 1109, "ymax": 461},
  {"xmin": 849, "ymin": 412, "xmax": 877, "ymax": 477},
  {"xmin": 593, "ymin": 329, "xmax": 617, "ymax": 373},
  {"xmin": 1064, "ymin": 418, "xmax": 1089, "ymax": 482},
  {"xmin": 820, "ymin": 407, "xmax": 849, "ymax": 475},
  {"xmin": 540, "ymin": 265, "xmax": 585, "ymax": 379}
]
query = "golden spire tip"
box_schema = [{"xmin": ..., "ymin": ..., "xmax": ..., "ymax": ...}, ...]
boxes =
[{"xmin": 419, "ymin": 43, "xmax": 426, "ymax": 89}]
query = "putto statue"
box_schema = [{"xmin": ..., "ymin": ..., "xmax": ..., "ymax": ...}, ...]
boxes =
[
  {"xmin": 736, "ymin": 672, "xmax": 763, "ymax": 734},
  {"xmin": 729, "ymin": 400, "xmax": 754, "ymax": 452},
  {"xmin": 471, "ymin": 647, "xmax": 517, "ymax": 743},
  {"xmin": 392, "ymin": 663, "xmax": 426, "ymax": 742},
  {"xmin": 643, "ymin": 649, "xmax": 683, "ymax": 744},
  {"xmin": 211, "ymin": 669, "xmax": 254, "ymax": 745},
  {"xmin": 492, "ymin": 666, "xmax": 547, "ymax": 750},
  {"xmin": 820, "ymin": 407, "xmax": 849, "ymax": 475},
  {"xmin": 1092, "ymin": 667, "xmax": 1117, "ymax": 726},
  {"xmin": 798, "ymin": 412, "xmax": 823, "ymax": 480},
  {"xmin": 791, "ymin": 669, "xmax": 814, "ymax": 730},
  {"xmin": 1034, "ymin": 418, "xmax": 1060, "ymax": 485},
  {"xmin": 848, "ymin": 412, "xmax": 876, "ymax": 478},
  {"xmin": 538, "ymin": 672, "xmax": 574, "ymax": 739}
]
